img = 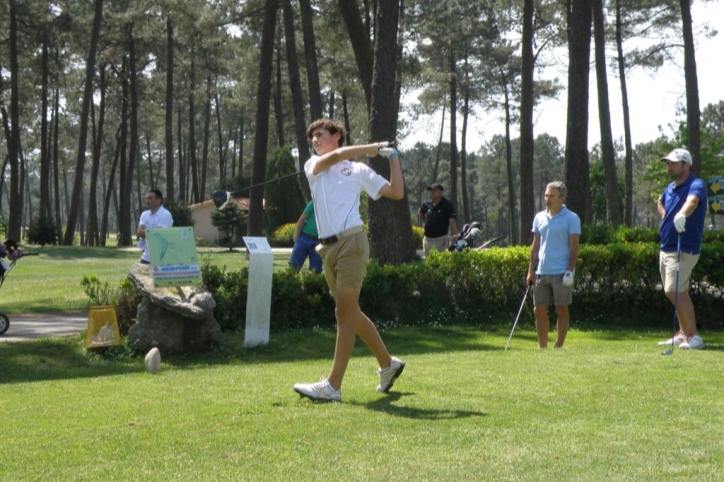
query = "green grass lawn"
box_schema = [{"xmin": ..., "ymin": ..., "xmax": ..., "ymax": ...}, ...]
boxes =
[
  {"xmin": 1, "ymin": 245, "xmax": 292, "ymax": 314},
  {"xmin": 1, "ymin": 326, "xmax": 723, "ymax": 481}
]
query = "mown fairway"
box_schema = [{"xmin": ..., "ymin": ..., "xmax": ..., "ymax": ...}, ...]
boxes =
[
  {"xmin": 2, "ymin": 327, "xmax": 722, "ymax": 482},
  {"xmin": 0, "ymin": 245, "xmax": 290, "ymax": 314}
]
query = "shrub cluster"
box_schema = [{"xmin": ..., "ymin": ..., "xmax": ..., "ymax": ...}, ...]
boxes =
[
  {"xmin": 200, "ymin": 241, "xmax": 724, "ymax": 332},
  {"xmin": 80, "ymin": 275, "xmax": 142, "ymax": 335},
  {"xmin": 271, "ymin": 223, "xmax": 296, "ymax": 247}
]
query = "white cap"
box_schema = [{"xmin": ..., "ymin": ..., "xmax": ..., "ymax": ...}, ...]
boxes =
[{"xmin": 660, "ymin": 148, "xmax": 692, "ymax": 164}]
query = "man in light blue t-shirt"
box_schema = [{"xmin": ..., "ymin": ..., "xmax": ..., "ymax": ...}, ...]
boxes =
[{"xmin": 526, "ymin": 181, "xmax": 581, "ymax": 349}]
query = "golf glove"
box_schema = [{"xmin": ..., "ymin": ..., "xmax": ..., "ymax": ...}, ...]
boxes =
[
  {"xmin": 673, "ymin": 212, "xmax": 686, "ymax": 233},
  {"xmin": 377, "ymin": 142, "xmax": 398, "ymax": 160},
  {"xmin": 562, "ymin": 270, "xmax": 574, "ymax": 287}
]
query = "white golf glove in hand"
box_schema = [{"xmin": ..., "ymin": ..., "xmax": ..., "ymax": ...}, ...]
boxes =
[
  {"xmin": 673, "ymin": 212, "xmax": 686, "ymax": 233},
  {"xmin": 377, "ymin": 142, "xmax": 398, "ymax": 160},
  {"xmin": 562, "ymin": 270, "xmax": 574, "ymax": 287}
]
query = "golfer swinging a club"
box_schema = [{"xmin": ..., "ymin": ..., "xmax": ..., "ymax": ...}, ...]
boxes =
[
  {"xmin": 526, "ymin": 181, "xmax": 581, "ymax": 349},
  {"xmin": 293, "ymin": 118, "xmax": 405, "ymax": 402}
]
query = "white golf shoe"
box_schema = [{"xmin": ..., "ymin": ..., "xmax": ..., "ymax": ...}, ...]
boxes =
[
  {"xmin": 376, "ymin": 357, "xmax": 406, "ymax": 393},
  {"xmin": 679, "ymin": 334, "xmax": 704, "ymax": 350},
  {"xmin": 658, "ymin": 331, "xmax": 686, "ymax": 346},
  {"xmin": 293, "ymin": 379, "xmax": 341, "ymax": 402}
]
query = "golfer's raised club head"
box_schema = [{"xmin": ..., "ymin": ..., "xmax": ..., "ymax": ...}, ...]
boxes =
[{"xmin": 212, "ymin": 190, "xmax": 231, "ymax": 210}]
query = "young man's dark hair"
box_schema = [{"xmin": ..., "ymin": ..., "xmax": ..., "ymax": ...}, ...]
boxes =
[
  {"xmin": 149, "ymin": 189, "xmax": 164, "ymax": 202},
  {"xmin": 306, "ymin": 119, "xmax": 347, "ymax": 148}
]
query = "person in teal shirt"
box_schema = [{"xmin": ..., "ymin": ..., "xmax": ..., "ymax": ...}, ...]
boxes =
[{"xmin": 290, "ymin": 200, "xmax": 322, "ymax": 273}]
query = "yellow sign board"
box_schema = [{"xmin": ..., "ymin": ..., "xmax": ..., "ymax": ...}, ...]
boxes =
[
  {"xmin": 85, "ymin": 305, "xmax": 121, "ymax": 349},
  {"xmin": 708, "ymin": 176, "xmax": 724, "ymax": 214}
]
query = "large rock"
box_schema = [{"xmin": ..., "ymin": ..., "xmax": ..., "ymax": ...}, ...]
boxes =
[{"xmin": 127, "ymin": 263, "xmax": 221, "ymax": 354}]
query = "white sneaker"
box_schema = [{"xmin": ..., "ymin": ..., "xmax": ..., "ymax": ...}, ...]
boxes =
[
  {"xmin": 679, "ymin": 334, "xmax": 704, "ymax": 350},
  {"xmin": 658, "ymin": 331, "xmax": 686, "ymax": 346},
  {"xmin": 376, "ymin": 357, "xmax": 405, "ymax": 393},
  {"xmin": 293, "ymin": 379, "xmax": 341, "ymax": 402}
]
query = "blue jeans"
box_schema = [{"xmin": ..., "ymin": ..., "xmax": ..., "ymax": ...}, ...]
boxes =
[{"xmin": 290, "ymin": 233, "xmax": 322, "ymax": 273}]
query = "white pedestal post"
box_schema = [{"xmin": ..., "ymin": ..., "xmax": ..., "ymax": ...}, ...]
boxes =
[{"xmin": 242, "ymin": 237, "xmax": 273, "ymax": 346}]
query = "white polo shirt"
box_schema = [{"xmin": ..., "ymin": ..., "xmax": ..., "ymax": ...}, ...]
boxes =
[
  {"xmin": 304, "ymin": 156, "xmax": 387, "ymax": 239},
  {"xmin": 138, "ymin": 205, "xmax": 174, "ymax": 262}
]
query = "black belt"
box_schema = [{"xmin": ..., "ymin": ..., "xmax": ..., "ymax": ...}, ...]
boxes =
[
  {"xmin": 300, "ymin": 232, "xmax": 318, "ymax": 241},
  {"xmin": 319, "ymin": 226, "xmax": 364, "ymax": 246}
]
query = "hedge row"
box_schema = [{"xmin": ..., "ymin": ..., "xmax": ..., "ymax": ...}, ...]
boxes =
[{"xmin": 201, "ymin": 242, "xmax": 724, "ymax": 332}]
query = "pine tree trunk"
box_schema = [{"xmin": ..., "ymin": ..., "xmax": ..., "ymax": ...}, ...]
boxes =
[
  {"xmin": 53, "ymin": 63, "xmax": 62, "ymax": 236},
  {"xmin": 188, "ymin": 60, "xmax": 200, "ymax": 204},
  {"xmin": 121, "ymin": 23, "xmax": 139, "ymax": 246},
  {"xmin": 298, "ymin": 0, "xmax": 323, "ymax": 122},
  {"xmin": 40, "ymin": 34, "xmax": 51, "ymax": 219},
  {"xmin": 368, "ymin": 0, "xmax": 416, "ymax": 265},
  {"xmin": 201, "ymin": 78, "xmax": 211, "ymax": 201},
  {"xmin": 460, "ymin": 73, "xmax": 471, "ymax": 224},
  {"xmin": 502, "ymin": 67, "xmax": 518, "ymax": 245},
  {"xmin": 177, "ymin": 107, "xmax": 185, "ymax": 202},
  {"xmin": 7, "ymin": 0, "xmax": 23, "ymax": 241},
  {"xmin": 615, "ymin": 0, "xmax": 634, "ymax": 227},
  {"xmin": 62, "ymin": 0, "xmax": 103, "ymax": 245},
  {"xmin": 593, "ymin": 0, "xmax": 621, "ymax": 226},
  {"xmin": 519, "ymin": 0, "xmax": 536, "ymax": 245},
  {"xmin": 118, "ymin": 58, "xmax": 129, "ymax": 239},
  {"xmin": 165, "ymin": 17, "xmax": 175, "ymax": 201},
  {"xmin": 87, "ymin": 64, "xmax": 106, "ymax": 246},
  {"xmin": 215, "ymin": 92, "xmax": 226, "ymax": 181},
  {"xmin": 680, "ymin": 0, "xmax": 701, "ymax": 175},
  {"xmin": 448, "ymin": 55, "xmax": 459, "ymax": 214},
  {"xmin": 101, "ymin": 126, "xmax": 122, "ymax": 246},
  {"xmin": 563, "ymin": 0, "xmax": 593, "ymax": 224},
  {"xmin": 248, "ymin": 0, "xmax": 279, "ymax": 236},
  {"xmin": 283, "ymin": 0, "xmax": 312, "ymax": 199},
  {"xmin": 274, "ymin": 41, "xmax": 285, "ymax": 147},
  {"xmin": 338, "ymin": 0, "xmax": 373, "ymax": 110}
]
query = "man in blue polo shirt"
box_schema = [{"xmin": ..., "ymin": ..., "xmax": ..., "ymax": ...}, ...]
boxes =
[
  {"xmin": 526, "ymin": 181, "xmax": 581, "ymax": 349},
  {"xmin": 290, "ymin": 200, "xmax": 322, "ymax": 273},
  {"xmin": 656, "ymin": 148, "xmax": 707, "ymax": 350}
]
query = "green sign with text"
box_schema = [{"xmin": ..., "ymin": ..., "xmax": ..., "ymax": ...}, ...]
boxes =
[{"xmin": 147, "ymin": 227, "xmax": 201, "ymax": 287}]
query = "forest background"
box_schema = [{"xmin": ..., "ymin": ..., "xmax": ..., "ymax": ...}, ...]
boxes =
[{"xmin": 1, "ymin": 0, "xmax": 723, "ymax": 262}]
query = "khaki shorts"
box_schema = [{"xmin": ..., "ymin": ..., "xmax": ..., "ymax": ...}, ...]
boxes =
[
  {"xmin": 659, "ymin": 251, "xmax": 699, "ymax": 292},
  {"xmin": 533, "ymin": 274, "xmax": 573, "ymax": 306},
  {"xmin": 317, "ymin": 231, "xmax": 369, "ymax": 293},
  {"xmin": 423, "ymin": 235, "xmax": 449, "ymax": 255}
]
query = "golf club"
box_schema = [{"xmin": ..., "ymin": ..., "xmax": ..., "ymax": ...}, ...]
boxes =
[
  {"xmin": 662, "ymin": 233, "xmax": 682, "ymax": 356},
  {"xmin": 212, "ymin": 171, "xmax": 304, "ymax": 210},
  {"xmin": 212, "ymin": 142, "xmax": 398, "ymax": 210},
  {"xmin": 505, "ymin": 285, "xmax": 530, "ymax": 352}
]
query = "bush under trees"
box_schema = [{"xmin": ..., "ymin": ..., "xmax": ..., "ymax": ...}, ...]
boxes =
[{"xmin": 201, "ymin": 242, "xmax": 724, "ymax": 333}]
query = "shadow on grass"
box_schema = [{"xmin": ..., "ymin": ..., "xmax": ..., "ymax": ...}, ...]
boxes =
[
  {"xmin": 350, "ymin": 392, "xmax": 487, "ymax": 420},
  {"xmin": 6, "ymin": 325, "xmax": 723, "ymax": 384},
  {"xmin": 22, "ymin": 246, "xmax": 140, "ymax": 261},
  {"xmin": 166, "ymin": 326, "xmax": 509, "ymax": 369},
  {"xmin": 0, "ymin": 326, "xmax": 506, "ymax": 384},
  {"xmin": 0, "ymin": 335, "xmax": 140, "ymax": 385}
]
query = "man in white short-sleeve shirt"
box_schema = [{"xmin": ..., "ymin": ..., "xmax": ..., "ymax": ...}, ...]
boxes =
[
  {"xmin": 292, "ymin": 118, "xmax": 407, "ymax": 403},
  {"xmin": 137, "ymin": 189, "xmax": 174, "ymax": 264}
]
